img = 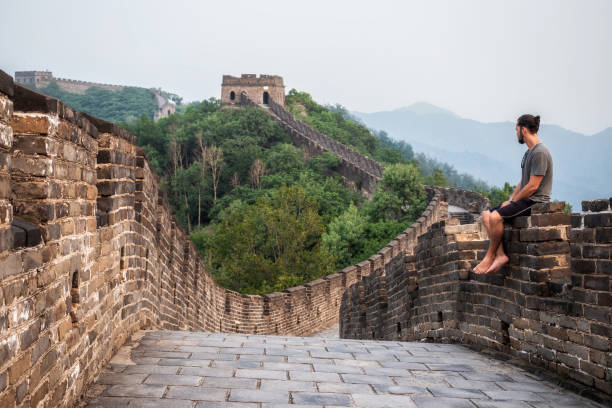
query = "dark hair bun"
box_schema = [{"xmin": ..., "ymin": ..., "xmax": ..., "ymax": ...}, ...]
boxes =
[{"xmin": 517, "ymin": 114, "xmax": 540, "ymax": 133}]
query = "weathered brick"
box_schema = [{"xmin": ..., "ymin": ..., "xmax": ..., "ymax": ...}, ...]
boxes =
[
  {"xmin": 520, "ymin": 227, "xmax": 567, "ymax": 242},
  {"xmin": 596, "ymin": 228, "xmax": 612, "ymax": 244},
  {"xmin": 0, "ymin": 253, "xmax": 22, "ymax": 279},
  {"xmin": 0, "ymin": 123, "xmax": 13, "ymax": 150},
  {"xmin": 584, "ymin": 275, "xmax": 610, "ymax": 291},
  {"xmin": 0, "ymin": 370, "xmax": 6, "ymax": 392},
  {"xmin": 30, "ymin": 379, "xmax": 49, "ymax": 408},
  {"xmin": 583, "ymin": 244, "xmax": 610, "ymax": 260},
  {"xmin": 571, "ymin": 259, "xmax": 596, "ymax": 275},
  {"xmin": 12, "ymin": 135, "xmax": 55, "ymax": 156},
  {"xmin": 9, "ymin": 351, "xmax": 31, "ymax": 384},
  {"xmin": 19, "ymin": 319, "xmax": 41, "ymax": 350},
  {"xmin": 582, "ymin": 199, "xmax": 611, "ymax": 212},
  {"xmin": 11, "ymin": 115, "xmax": 52, "ymax": 135},
  {"xmin": 585, "ymin": 213, "xmax": 612, "ymax": 228},
  {"xmin": 598, "ymin": 260, "xmax": 612, "ymax": 275},
  {"xmin": 530, "ymin": 213, "xmax": 571, "ymax": 227}
]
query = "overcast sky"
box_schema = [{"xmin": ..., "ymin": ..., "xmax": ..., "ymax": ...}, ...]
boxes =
[{"xmin": 1, "ymin": 0, "xmax": 610, "ymax": 135}]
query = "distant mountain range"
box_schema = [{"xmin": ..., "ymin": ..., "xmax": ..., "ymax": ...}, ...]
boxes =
[{"xmin": 353, "ymin": 103, "xmax": 611, "ymax": 210}]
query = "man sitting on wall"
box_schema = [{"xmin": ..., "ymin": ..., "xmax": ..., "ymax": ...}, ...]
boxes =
[{"xmin": 474, "ymin": 114, "xmax": 553, "ymax": 274}]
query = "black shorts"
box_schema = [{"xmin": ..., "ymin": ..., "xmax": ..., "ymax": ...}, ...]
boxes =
[{"xmin": 490, "ymin": 198, "xmax": 536, "ymax": 221}]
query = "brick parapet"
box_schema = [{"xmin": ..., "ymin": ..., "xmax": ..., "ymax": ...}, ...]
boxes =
[{"xmin": 340, "ymin": 199, "xmax": 612, "ymax": 401}]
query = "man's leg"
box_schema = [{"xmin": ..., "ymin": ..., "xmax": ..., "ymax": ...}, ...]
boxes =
[
  {"xmin": 481, "ymin": 209, "xmax": 507, "ymax": 267},
  {"xmin": 482, "ymin": 210, "xmax": 491, "ymax": 230},
  {"xmin": 474, "ymin": 210, "xmax": 506, "ymax": 274},
  {"xmin": 486, "ymin": 228, "xmax": 509, "ymax": 274},
  {"xmin": 474, "ymin": 210, "xmax": 491, "ymax": 273},
  {"xmin": 474, "ymin": 210, "xmax": 492, "ymax": 273}
]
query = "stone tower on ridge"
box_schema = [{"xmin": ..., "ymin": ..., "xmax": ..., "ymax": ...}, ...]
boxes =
[{"xmin": 221, "ymin": 74, "xmax": 285, "ymax": 106}]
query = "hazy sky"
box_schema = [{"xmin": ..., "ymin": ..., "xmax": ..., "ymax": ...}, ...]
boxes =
[{"xmin": 1, "ymin": 0, "xmax": 611, "ymax": 134}]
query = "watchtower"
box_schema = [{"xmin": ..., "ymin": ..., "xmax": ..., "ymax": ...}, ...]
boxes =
[
  {"xmin": 14, "ymin": 70, "xmax": 53, "ymax": 87},
  {"xmin": 221, "ymin": 74, "xmax": 285, "ymax": 106}
]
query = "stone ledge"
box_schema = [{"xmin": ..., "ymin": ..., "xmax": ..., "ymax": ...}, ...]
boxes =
[{"xmin": 13, "ymin": 84, "xmax": 98, "ymax": 138}]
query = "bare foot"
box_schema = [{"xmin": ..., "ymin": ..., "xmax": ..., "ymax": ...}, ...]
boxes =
[
  {"xmin": 484, "ymin": 254, "xmax": 509, "ymax": 274},
  {"xmin": 474, "ymin": 257, "xmax": 494, "ymax": 274}
]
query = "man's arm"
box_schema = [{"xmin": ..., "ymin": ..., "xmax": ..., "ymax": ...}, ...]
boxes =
[
  {"xmin": 512, "ymin": 175, "xmax": 543, "ymax": 201},
  {"xmin": 499, "ymin": 182, "xmax": 521, "ymax": 207},
  {"xmin": 509, "ymin": 182, "xmax": 521, "ymax": 201}
]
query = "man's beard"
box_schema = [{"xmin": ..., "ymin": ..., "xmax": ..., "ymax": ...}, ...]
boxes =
[{"xmin": 518, "ymin": 132, "xmax": 525, "ymax": 144}]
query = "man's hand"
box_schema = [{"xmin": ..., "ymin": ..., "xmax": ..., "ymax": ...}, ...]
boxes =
[{"xmin": 501, "ymin": 201, "xmax": 512, "ymax": 207}]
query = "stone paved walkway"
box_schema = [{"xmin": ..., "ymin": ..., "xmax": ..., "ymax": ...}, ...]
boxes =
[{"xmin": 83, "ymin": 331, "xmax": 604, "ymax": 408}]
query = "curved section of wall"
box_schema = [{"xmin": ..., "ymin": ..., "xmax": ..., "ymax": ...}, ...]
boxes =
[
  {"xmin": 340, "ymin": 197, "xmax": 612, "ymax": 400},
  {"xmin": 0, "ymin": 71, "xmax": 461, "ymax": 407}
]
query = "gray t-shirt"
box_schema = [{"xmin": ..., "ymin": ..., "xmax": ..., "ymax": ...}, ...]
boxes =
[{"xmin": 520, "ymin": 143, "xmax": 553, "ymax": 202}]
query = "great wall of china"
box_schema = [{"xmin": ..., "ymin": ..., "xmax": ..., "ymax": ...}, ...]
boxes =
[
  {"xmin": 13, "ymin": 71, "xmax": 176, "ymax": 122},
  {"xmin": 0, "ymin": 70, "xmax": 610, "ymax": 406}
]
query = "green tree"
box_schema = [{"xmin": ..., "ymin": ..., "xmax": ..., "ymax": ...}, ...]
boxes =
[
  {"xmin": 483, "ymin": 182, "xmax": 515, "ymax": 207},
  {"xmin": 203, "ymin": 186, "xmax": 335, "ymax": 294},
  {"xmin": 322, "ymin": 203, "xmax": 368, "ymax": 267},
  {"xmin": 265, "ymin": 143, "xmax": 305, "ymax": 174},
  {"xmin": 425, "ymin": 169, "xmax": 447, "ymax": 187},
  {"xmin": 368, "ymin": 163, "xmax": 427, "ymax": 222}
]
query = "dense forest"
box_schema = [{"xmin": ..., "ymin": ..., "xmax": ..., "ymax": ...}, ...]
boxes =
[{"xmin": 28, "ymin": 81, "xmax": 159, "ymax": 122}]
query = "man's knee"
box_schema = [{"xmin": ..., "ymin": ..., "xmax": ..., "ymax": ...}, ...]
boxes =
[{"xmin": 489, "ymin": 210, "xmax": 502, "ymax": 224}]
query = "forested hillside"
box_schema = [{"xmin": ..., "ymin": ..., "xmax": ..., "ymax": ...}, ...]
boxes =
[
  {"xmin": 122, "ymin": 94, "xmax": 434, "ymax": 294},
  {"xmin": 27, "ymin": 81, "xmax": 158, "ymax": 122}
]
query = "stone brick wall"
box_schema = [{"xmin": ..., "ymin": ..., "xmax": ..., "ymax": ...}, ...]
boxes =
[
  {"xmin": 15, "ymin": 71, "xmax": 125, "ymax": 95},
  {"xmin": 241, "ymin": 94, "xmax": 384, "ymax": 196},
  {"xmin": 1, "ymin": 82, "xmax": 102, "ymax": 407},
  {"xmin": 340, "ymin": 198, "xmax": 612, "ymax": 399},
  {"xmin": 0, "ymin": 71, "xmax": 451, "ymax": 407},
  {"xmin": 567, "ymin": 200, "xmax": 612, "ymax": 394},
  {"xmin": 14, "ymin": 71, "xmax": 173, "ymax": 122}
]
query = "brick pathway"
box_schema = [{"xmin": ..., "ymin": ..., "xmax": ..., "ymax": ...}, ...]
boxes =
[{"xmin": 83, "ymin": 331, "xmax": 604, "ymax": 408}]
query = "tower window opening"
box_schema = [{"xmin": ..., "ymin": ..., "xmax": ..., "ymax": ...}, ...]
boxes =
[
  {"xmin": 230, "ymin": 91, "xmax": 236, "ymax": 101},
  {"xmin": 263, "ymin": 91, "xmax": 270, "ymax": 104}
]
